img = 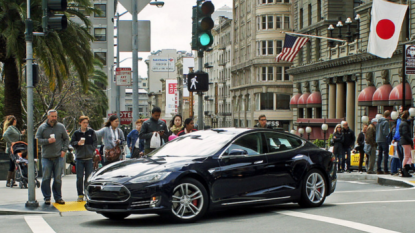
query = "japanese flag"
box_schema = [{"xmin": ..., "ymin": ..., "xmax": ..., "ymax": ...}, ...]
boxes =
[{"xmin": 367, "ymin": 0, "xmax": 408, "ymax": 59}]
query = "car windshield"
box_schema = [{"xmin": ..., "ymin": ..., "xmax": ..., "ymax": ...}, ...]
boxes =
[{"xmin": 150, "ymin": 131, "xmax": 235, "ymax": 157}]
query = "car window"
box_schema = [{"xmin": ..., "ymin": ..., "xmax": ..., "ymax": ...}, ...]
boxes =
[
  {"xmin": 264, "ymin": 132, "xmax": 303, "ymax": 153},
  {"xmin": 224, "ymin": 133, "xmax": 263, "ymax": 156}
]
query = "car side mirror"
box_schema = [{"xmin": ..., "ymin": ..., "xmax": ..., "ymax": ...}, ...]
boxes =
[{"xmin": 229, "ymin": 149, "xmax": 248, "ymax": 156}]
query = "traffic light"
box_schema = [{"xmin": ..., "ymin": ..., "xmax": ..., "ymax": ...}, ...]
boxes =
[
  {"xmin": 191, "ymin": 0, "xmax": 215, "ymax": 51},
  {"xmin": 187, "ymin": 72, "xmax": 209, "ymax": 92},
  {"xmin": 42, "ymin": 0, "xmax": 68, "ymax": 32}
]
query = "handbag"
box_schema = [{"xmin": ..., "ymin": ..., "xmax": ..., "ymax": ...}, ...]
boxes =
[
  {"xmin": 389, "ymin": 145, "xmax": 394, "ymax": 156},
  {"xmin": 150, "ymin": 132, "xmax": 161, "ymax": 149},
  {"xmin": 105, "ymin": 145, "xmax": 122, "ymax": 162}
]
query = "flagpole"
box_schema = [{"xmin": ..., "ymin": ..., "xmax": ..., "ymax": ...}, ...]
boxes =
[{"xmin": 281, "ymin": 31, "xmax": 346, "ymax": 43}]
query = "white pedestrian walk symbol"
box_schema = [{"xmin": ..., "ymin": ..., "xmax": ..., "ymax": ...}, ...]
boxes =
[{"xmin": 190, "ymin": 75, "xmax": 198, "ymax": 90}]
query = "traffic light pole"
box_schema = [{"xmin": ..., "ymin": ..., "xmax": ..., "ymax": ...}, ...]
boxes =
[
  {"xmin": 132, "ymin": 0, "xmax": 139, "ymax": 122},
  {"xmin": 25, "ymin": 0, "xmax": 39, "ymax": 208},
  {"xmin": 197, "ymin": 50, "xmax": 204, "ymax": 130},
  {"xmin": 116, "ymin": 12, "xmax": 120, "ymax": 118}
]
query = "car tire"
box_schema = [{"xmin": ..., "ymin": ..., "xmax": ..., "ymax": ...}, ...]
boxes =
[
  {"xmin": 298, "ymin": 169, "xmax": 327, "ymax": 208},
  {"xmin": 168, "ymin": 178, "xmax": 208, "ymax": 223},
  {"xmin": 101, "ymin": 213, "xmax": 131, "ymax": 220}
]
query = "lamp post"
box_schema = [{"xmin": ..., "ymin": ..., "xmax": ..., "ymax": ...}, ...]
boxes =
[
  {"xmin": 354, "ymin": 14, "xmax": 360, "ymax": 40},
  {"xmin": 298, "ymin": 128, "xmax": 304, "ymax": 138},
  {"xmin": 306, "ymin": 126, "xmax": 312, "ymax": 141},
  {"xmin": 345, "ymin": 17, "xmax": 352, "ymax": 42},
  {"xmin": 362, "ymin": 115, "xmax": 369, "ymax": 125},
  {"xmin": 322, "ymin": 123, "xmax": 328, "ymax": 149},
  {"xmin": 328, "ymin": 24, "xmax": 334, "ymax": 48},
  {"xmin": 290, "ymin": 129, "xmax": 296, "ymax": 134},
  {"xmin": 336, "ymin": 20, "xmax": 343, "ymax": 42}
]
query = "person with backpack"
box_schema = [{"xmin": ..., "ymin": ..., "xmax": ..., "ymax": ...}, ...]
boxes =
[{"xmin": 375, "ymin": 110, "xmax": 391, "ymax": 174}]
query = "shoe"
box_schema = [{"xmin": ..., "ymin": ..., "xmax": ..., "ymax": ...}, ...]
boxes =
[
  {"xmin": 384, "ymin": 171, "xmax": 390, "ymax": 175},
  {"xmin": 77, "ymin": 195, "xmax": 84, "ymax": 202},
  {"xmin": 6, "ymin": 181, "xmax": 10, "ymax": 187},
  {"xmin": 55, "ymin": 199, "xmax": 65, "ymax": 205},
  {"xmin": 45, "ymin": 199, "xmax": 51, "ymax": 205},
  {"xmin": 403, "ymin": 165, "xmax": 413, "ymax": 177},
  {"xmin": 367, "ymin": 171, "xmax": 376, "ymax": 174},
  {"xmin": 377, "ymin": 171, "xmax": 384, "ymax": 175}
]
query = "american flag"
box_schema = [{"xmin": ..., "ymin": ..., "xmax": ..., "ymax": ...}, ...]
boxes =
[{"xmin": 276, "ymin": 34, "xmax": 309, "ymax": 62}]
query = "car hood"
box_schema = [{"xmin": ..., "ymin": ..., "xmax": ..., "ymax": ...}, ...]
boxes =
[{"xmin": 90, "ymin": 156, "xmax": 205, "ymax": 183}]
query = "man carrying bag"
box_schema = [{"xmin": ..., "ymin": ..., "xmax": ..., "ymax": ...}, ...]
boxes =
[{"xmin": 139, "ymin": 107, "xmax": 170, "ymax": 155}]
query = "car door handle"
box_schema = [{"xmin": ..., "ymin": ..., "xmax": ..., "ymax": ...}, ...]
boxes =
[{"xmin": 254, "ymin": 160, "xmax": 263, "ymax": 164}]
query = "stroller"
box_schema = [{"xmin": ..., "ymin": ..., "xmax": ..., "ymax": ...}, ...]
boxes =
[{"xmin": 10, "ymin": 141, "xmax": 40, "ymax": 189}]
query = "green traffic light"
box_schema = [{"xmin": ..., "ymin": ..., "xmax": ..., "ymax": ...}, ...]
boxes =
[{"xmin": 199, "ymin": 33, "xmax": 211, "ymax": 46}]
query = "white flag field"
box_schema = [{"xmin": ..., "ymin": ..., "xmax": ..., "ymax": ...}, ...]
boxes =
[{"xmin": 367, "ymin": 0, "xmax": 408, "ymax": 59}]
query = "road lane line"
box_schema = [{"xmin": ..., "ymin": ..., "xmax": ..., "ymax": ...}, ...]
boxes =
[
  {"xmin": 277, "ymin": 210, "xmax": 400, "ymax": 233},
  {"xmin": 335, "ymin": 187, "xmax": 415, "ymax": 193},
  {"xmin": 24, "ymin": 216, "xmax": 56, "ymax": 233},
  {"xmin": 334, "ymin": 199, "xmax": 415, "ymax": 205},
  {"xmin": 338, "ymin": 181, "xmax": 369, "ymax": 185}
]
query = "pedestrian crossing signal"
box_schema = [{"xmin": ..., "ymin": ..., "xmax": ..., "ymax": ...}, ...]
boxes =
[{"xmin": 187, "ymin": 72, "xmax": 209, "ymax": 92}]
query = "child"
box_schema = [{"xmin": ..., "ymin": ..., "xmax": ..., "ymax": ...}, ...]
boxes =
[{"xmin": 17, "ymin": 150, "xmax": 29, "ymax": 177}]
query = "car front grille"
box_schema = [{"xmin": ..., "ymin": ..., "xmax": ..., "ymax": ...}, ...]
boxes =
[{"xmin": 86, "ymin": 182, "xmax": 130, "ymax": 202}]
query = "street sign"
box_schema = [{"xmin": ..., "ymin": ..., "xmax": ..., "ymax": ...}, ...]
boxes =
[
  {"xmin": 118, "ymin": 20, "xmax": 151, "ymax": 52},
  {"xmin": 405, "ymin": 44, "xmax": 415, "ymax": 75},
  {"xmin": 116, "ymin": 68, "xmax": 132, "ymax": 86},
  {"xmin": 187, "ymin": 72, "xmax": 209, "ymax": 92},
  {"xmin": 108, "ymin": 111, "xmax": 133, "ymax": 125}
]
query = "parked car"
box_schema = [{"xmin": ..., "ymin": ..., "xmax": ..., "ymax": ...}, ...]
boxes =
[{"xmin": 85, "ymin": 128, "xmax": 337, "ymax": 223}]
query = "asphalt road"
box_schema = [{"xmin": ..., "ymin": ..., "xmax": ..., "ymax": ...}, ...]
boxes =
[{"xmin": 1, "ymin": 180, "xmax": 414, "ymax": 233}]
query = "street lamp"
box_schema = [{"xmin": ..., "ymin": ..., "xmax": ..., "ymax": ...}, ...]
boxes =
[
  {"xmin": 306, "ymin": 126, "xmax": 312, "ymax": 141},
  {"xmin": 298, "ymin": 128, "xmax": 304, "ymax": 138},
  {"xmin": 322, "ymin": 123, "xmax": 328, "ymax": 149},
  {"xmin": 376, "ymin": 113, "xmax": 383, "ymax": 120},
  {"xmin": 345, "ymin": 17, "xmax": 352, "ymax": 42},
  {"xmin": 354, "ymin": 14, "xmax": 360, "ymax": 40},
  {"xmin": 150, "ymin": 0, "xmax": 165, "ymax": 8},
  {"xmin": 391, "ymin": 111, "xmax": 399, "ymax": 120},
  {"xmin": 290, "ymin": 129, "xmax": 296, "ymax": 134},
  {"xmin": 336, "ymin": 20, "xmax": 343, "ymax": 41},
  {"xmin": 362, "ymin": 115, "xmax": 369, "ymax": 124},
  {"xmin": 328, "ymin": 24, "xmax": 335, "ymax": 47}
]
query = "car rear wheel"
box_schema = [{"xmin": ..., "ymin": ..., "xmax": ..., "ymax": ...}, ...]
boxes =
[
  {"xmin": 299, "ymin": 169, "xmax": 327, "ymax": 208},
  {"xmin": 101, "ymin": 212, "xmax": 130, "ymax": 220},
  {"xmin": 169, "ymin": 178, "xmax": 208, "ymax": 223}
]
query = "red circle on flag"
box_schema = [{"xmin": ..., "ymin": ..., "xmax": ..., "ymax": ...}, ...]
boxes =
[{"xmin": 376, "ymin": 19, "xmax": 395, "ymax": 40}]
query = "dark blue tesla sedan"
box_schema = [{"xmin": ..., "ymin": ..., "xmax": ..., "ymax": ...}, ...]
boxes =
[{"xmin": 85, "ymin": 128, "xmax": 337, "ymax": 223}]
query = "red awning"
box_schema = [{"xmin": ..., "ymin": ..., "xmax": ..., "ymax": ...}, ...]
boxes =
[
  {"xmin": 358, "ymin": 86, "xmax": 376, "ymax": 106},
  {"xmin": 297, "ymin": 93, "xmax": 310, "ymax": 108},
  {"xmin": 372, "ymin": 84, "xmax": 392, "ymax": 106},
  {"xmin": 290, "ymin": 93, "xmax": 301, "ymax": 106},
  {"xmin": 306, "ymin": 92, "xmax": 322, "ymax": 108},
  {"xmin": 389, "ymin": 83, "xmax": 412, "ymax": 106}
]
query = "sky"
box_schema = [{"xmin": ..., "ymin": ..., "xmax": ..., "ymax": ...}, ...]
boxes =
[{"xmin": 116, "ymin": 0, "xmax": 233, "ymax": 77}]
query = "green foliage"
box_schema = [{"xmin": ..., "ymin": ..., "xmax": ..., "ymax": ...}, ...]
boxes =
[{"xmin": 312, "ymin": 139, "xmax": 325, "ymax": 148}]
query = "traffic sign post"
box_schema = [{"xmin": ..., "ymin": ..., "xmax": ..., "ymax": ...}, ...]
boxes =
[{"xmin": 116, "ymin": 67, "xmax": 132, "ymax": 86}]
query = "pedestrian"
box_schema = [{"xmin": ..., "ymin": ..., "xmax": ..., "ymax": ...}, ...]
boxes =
[
  {"xmin": 392, "ymin": 106, "xmax": 404, "ymax": 169},
  {"xmin": 139, "ymin": 107, "xmax": 170, "ymax": 155},
  {"xmin": 332, "ymin": 124, "xmax": 344, "ymax": 172},
  {"xmin": 365, "ymin": 118, "xmax": 377, "ymax": 174},
  {"xmin": 127, "ymin": 119, "xmax": 145, "ymax": 158},
  {"xmin": 35, "ymin": 110, "xmax": 69, "ymax": 205},
  {"xmin": 356, "ymin": 124, "xmax": 367, "ymax": 174},
  {"xmin": 169, "ymin": 114, "xmax": 183, "ymax": 135},
  {"xmin": 95, "ymin": 115, "xmax": 125, "ymax": 165},
  {"xmin": 375, "ymin": 110, "xmax": 391, "ymax": 174},
  {"xmin": 177, "ymin": 118, "xmax": 198, "ymax": 136},
  {"xmin": 3, "ymin": 115, "xmax": 26, "ymax": 187},
  {"xmin": 66, "ymin": 146, "xmax": 76, "ymax": 167},
  {"xmin": 70, "ymin": 116, "xmax": 98, "ymax": 202},
  {"xmin": 389, "ymin": 122, "xmax": 401, "ymax": 176},
  {"xmin": 254, "ymin": 115, "xmax": 273, "ymax": 129},
  {"xmin": 399, "ymin": 111, "xmax": 413, "ymax": 177},
  {"xmin": 342, "ymin": 121, "xmax": 356, "ymax": 173}
]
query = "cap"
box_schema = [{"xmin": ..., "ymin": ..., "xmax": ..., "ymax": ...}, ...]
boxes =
[{"xmin": 371, "ymin": 118, "xmax": 378, "ymax": 123}]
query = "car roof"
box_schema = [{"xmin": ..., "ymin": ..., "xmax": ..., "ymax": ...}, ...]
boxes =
[{"xmin": 199, "ymin": 127, "xmax": 286, "ymax": 136}]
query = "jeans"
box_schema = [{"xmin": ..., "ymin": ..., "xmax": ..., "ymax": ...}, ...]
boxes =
[
  {"xmin": 335, "ymin": 152, "xmax": 344, "ymax": 170},
  {"xmin": 41, "ymin": 157, "xmax": 64, "ymax": 201},
  {"xmin": 343, "ymin": 147, "xmax": 351, "ymax": 171},
  {"xmin": 367, "ymin": 146, "xmax": 376, "ymax": 172},
  {"xmin": 377, "ymin": 142, "xmax": 389, "ymax": 172},
  {"xmin": 391, "ymin": 157, "xmax": 401, "ymax": 174},
  {"xmin": 396, "ymin": 142, "xmax": 404, "ymax": 162},
  {"xmin": 76, "ymin": 159, "xmax": 93, "ymax": 196}
]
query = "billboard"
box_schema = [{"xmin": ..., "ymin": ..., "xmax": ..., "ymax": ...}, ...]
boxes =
[
  {"xmin": 165, "ymin": 79, "xmax": 177, "ymax": 115},
  {"xmin": 151, "ymin": 58, "xmax": 175, "ymax": 72}
]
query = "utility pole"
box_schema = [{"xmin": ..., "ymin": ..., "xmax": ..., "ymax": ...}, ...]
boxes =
[
  {"xmin": 116, "ymin": 12, "xmax": 120, "ymax": 118},
  {"xmin": 25, "ymin": 0, "xmax": 38, "ymax": 208},
  {"xmin": 132, "ymin": 0, "xmax": 139, "ymax": 121},
  {"xmin": 197, "ymin": 51, "xmax": 204, "ymax": 130}
]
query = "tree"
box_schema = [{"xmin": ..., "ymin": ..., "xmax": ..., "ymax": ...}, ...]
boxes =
[{"xmin": 0, "ymin": 0, "xmax": 99, "ymax": 125}]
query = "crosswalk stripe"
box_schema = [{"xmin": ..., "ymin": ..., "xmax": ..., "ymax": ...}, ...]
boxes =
[{"xmin": 24, "ymin": 216, "xmax": 56, "ymax": 233}]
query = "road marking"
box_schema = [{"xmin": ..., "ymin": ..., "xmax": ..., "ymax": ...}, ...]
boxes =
[
  {"xmin": 277, "ymin": 210, "xmax": 400, "ymax": 233},
  {"xmin": 24, "ymin": 216, "xmax": 56, "ymax": 233},
  {"xmin": 338, "ymin": 180, "xmax": 369, "ymax": 185},
  {"xmin": 335, "ymin": 187, "xmax": 415, "ymax": 194},
  {"xmin": 334, "ymin": 199, "xmax": 415, "ymax": 205}
]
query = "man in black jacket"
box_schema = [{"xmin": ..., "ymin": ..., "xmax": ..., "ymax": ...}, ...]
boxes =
[
  {"xmin": 342, "ymin": 121, "xmax": 356, "ymax": 173},
  {"xmin": 254, "ymin": 115, "xmax": 273, "ymax": 129},
  {"xmin": 139, "ymin": 107, "xmax": 170, "ymax": 155}
]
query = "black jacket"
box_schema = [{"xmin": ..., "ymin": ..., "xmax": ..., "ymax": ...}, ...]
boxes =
[
  {"xmin": 357, "ymin": 132, "xmax": 365, "ymax": 147},
  {"xmin": 70, "ymin": 128, "xmax": 98, "ymax": 159},
  {"xmin": 254, "ymin": 123, "xmax": 273, "ymax": 129},
  {"xmin": 139, "ymin": 117, "xmax": 170, "ymax": 149},
  {"xmin": 342, "ymin": 128, "xmax": 355, "ymax": 148},
  {"xmin": 399, "ymin": 121, "xmax": 413, "ymax": 146},
  {"xmin": 333, "ymin": 132, "xmax": 344, "ymax": 155}
]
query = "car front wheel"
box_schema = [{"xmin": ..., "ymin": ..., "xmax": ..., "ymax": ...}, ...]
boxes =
[
  {"xmin": 101, "ymin": 212, "xmax": 130, "ymax": 220},
  {"xmin": 299, "ymin": 169, "xmax": 327, "ymax": 208},
  {"xmin": 169, "ymin": 178, "xmax": 208, "ymax": 223}
]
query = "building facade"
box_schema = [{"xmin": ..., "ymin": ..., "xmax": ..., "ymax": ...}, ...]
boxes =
[
  {"xmin": 231, "ymin": 0, "xmax": 294, "ymax": 130},
  {"xmin": 289, "ymin": 0, "xmax": 415, "ymax": 141}
]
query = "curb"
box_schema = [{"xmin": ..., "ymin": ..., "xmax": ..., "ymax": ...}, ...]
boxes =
[
  {"xmin": 337, "ymin": 173, "xmax": 415, "ymax": 188},
  {"xmin": 0, "ymin": 208, "xmax": 55, "ymax": 215}
]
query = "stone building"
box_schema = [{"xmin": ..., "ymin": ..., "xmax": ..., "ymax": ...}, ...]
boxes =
[
  {"xmin": 288, "ymin": 0, "xmax": 414, "ymax": 140},
  {"xmin": 231, "ymin": 0, "xmax": 294, "ymax": 130}
]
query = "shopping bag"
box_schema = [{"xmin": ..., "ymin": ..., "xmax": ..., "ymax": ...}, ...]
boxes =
[
  {"xmin": 328, "ymin": 146, "xmax": 334, "ymax": 153},
  {"xmin": 150, "ymin": 132, "xmax": 161, "ymax": 149},
  {"xmin": 411, "ymin": 150, "xmax": 415, "ymax": 158},
  {"xmin": 389, "ymin": 145, "xmax": 394, "ymax": 156}
]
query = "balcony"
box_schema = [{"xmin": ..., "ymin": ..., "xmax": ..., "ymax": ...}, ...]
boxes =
[{"xmin": 219, "ymin": 112, "xmax": 232, "ymax": 116}]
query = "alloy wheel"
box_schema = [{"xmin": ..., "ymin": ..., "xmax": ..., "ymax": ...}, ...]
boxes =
[
  {"xmin": 171, "ymin": 183, "xmax": 204, "ymax": 220},
  {"xmin": 305, "ymin": 172, "xmax": 326, "ymax": 204}
]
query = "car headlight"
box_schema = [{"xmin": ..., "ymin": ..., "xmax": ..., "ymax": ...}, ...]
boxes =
[
  {"xmin": 129, "ymin": 172, "xmax": 171, "ymax": 184},
  {"xmin": 87, "ymin": 172, "xmax": 95, "ymax": 182}
]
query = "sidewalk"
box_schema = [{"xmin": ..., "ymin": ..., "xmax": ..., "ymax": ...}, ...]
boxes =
[{"xmin": 337, "ymin": 171, "xmax": 415, "ymax": 188}]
